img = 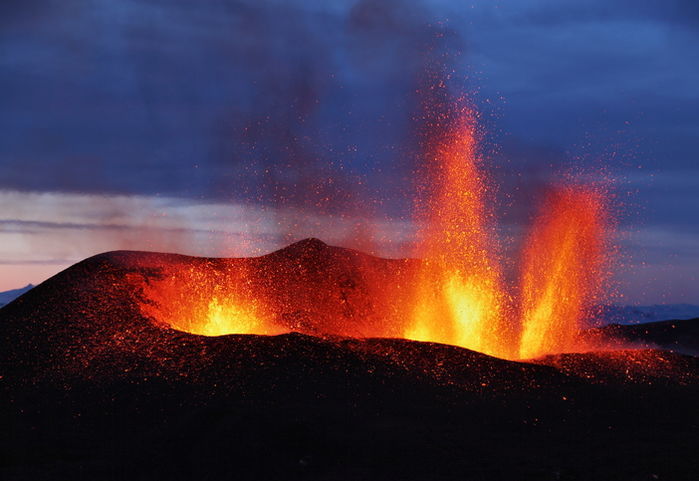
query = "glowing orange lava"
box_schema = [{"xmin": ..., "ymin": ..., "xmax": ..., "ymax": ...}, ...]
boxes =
[
  {"xmin": 137, "ymin": 105, "xmax": 612, "ymax": 361},
  {"xmin": 140, "ymin": 262, "xmax": 287, "ymax": 336},
  {"xmin": 404, "ymin": 110, "xmax": 516, "ymax": 359},
  {"xmin": 402, "ymin": 107, "xmax": 610, "ymax": 360},
  {"xmin": 518, "ymin": 186, "xmax": 608, "ymax": 359}
]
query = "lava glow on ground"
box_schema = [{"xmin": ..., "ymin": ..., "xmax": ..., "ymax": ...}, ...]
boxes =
[{"xmin": 139, "ymin": 107, "xmax": 610, "ymax": 362}]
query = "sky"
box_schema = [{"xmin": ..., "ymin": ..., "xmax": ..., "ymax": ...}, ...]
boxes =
[{"xmin": 1, "ymin": 0, "xmax": 697, "ymax": 303}]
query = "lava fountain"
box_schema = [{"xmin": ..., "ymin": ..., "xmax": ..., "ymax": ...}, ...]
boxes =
[
  {"xmin": 403, "ymin": 105, "xmax": 611, "ymax": 359},
  {"xmin": 517, "ymin": 186, "xmax": 609, "ymax": 359},
  {"xmin": 137, "ymin": 102, "xmax": 612, "ymax": 361},
  {"xmin": 404, "ymin": 109, "xmax": 516, "ymax": 359}
]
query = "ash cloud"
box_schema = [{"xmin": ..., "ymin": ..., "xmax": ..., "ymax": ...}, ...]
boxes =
[
  {"xmin": 0, "ymin": 0, "xmax": 464, "ymax": 212},
  {"xmin": 0, "ymin": 0, "xmax": 468, "ymax": 254}
]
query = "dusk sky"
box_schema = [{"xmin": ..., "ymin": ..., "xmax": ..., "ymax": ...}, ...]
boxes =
[{"xmin": 1, "ymin": 0, "xmax": 698, "ymax": 303}]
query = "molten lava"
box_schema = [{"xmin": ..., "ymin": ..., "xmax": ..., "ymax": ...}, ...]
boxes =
[
  {"xmin": 404, "ymin": 111, "xmax": 515, "ymax": 359},
  {"xmin": 517, "ymin": 186, "xmax": 608, "ymax": 359},
  {"xmin": 401, "ymin": 108, "xmax": 609, "ymax": 360},
  {"xmin": 140, "ymin": 263, "xmax": 287, "ymax": 336},
  {"xmin": 137, "ymin": 104, "xmax": 612, "ymax": 361}
]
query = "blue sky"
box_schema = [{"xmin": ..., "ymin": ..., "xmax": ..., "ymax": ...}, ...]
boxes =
[{"xmin": 0, "ymin": 0, "xmax": 697, "ymax": 302}]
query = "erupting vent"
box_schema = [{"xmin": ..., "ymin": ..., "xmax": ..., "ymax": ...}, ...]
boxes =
[
  {"xmin": 403, "ymin": 109, "xmax": 609, "ymax": 359},
  {"xmin": 138, "ymin": 108, "xmax": 610, "ymax": 361},
  {"xmin": 140, "ymin": 265, "xmax": 283, "ymax": 336}
]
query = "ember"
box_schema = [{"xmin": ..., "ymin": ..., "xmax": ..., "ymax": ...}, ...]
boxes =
[{"xmin": 137, "ymin": 106, "xmax": 610, "ymax": 361}]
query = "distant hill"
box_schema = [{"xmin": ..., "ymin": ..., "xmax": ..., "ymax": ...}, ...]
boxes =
[
  {"xmin": 0, "ymin": 284, "xmax": 33, "ymax": 308},
  {"xmin": 590, "ymin": 318, "xmax": 699, "ymax": 356},
  {"xmin": 598, "ymin": 304, "xmax": 699, "ymax": 325}
]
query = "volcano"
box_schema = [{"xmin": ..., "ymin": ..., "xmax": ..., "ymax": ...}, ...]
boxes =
[{"xmin": 0, "ymin": 239, "xmax": 697, "ymax": 480}]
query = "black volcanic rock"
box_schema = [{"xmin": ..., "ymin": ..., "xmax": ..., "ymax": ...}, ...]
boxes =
[
  {"xmin": 0, "ymin": 240, "xmax": 697, "ymax": 480},
  {"xmin": 589, "ymin": 318, "xmax": 699, "ymax": 356}
]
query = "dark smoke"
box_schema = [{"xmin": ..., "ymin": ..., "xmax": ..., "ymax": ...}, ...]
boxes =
[
  {"xmin": 208, "ymin": 0, "xmax": 468, "ymax": 248},
  {"xmin": 0, "ymin": 0, "xmax": 469, "ymax": 255}
]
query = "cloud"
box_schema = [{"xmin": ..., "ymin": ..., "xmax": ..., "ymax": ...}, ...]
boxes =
[
  {"xmin": 0, "ymin": 0, "xmax": 464, "ymax": 212},
  {"xmin": 509, "ymin": 0, "xmax": 699, "ymax": 29},
  {"xmin": 0, "ymin": 189, "xmax": 414, "ymax": 263}
]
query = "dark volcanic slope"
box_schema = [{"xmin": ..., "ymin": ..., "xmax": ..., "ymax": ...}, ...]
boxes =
[
  {"xmin": 589, "ymin": 318, "xmax": 699, "ymax": 356},
  {"xmin": 0, "ymin": 239, "xmax": 698, "ymax": 481}
]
